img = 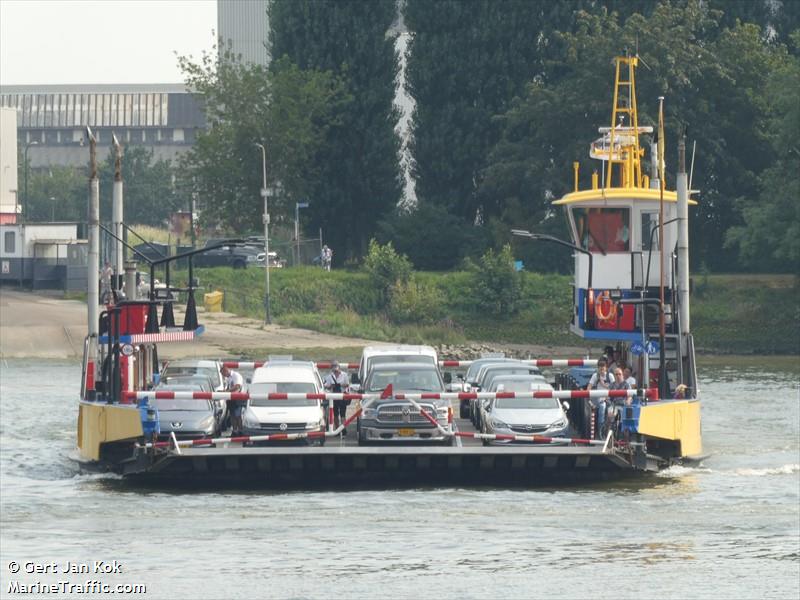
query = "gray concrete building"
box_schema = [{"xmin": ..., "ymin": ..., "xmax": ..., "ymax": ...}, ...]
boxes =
[
  {"xmin": 217, "ymin": 0, "xmax": 270, "ymax": 66},
  {"xmin": 0, "ymin": 84, "xmax": 206, "ymax": 168}
]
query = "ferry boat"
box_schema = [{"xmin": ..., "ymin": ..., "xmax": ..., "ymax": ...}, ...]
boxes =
[{"xmin": 75, "ymin": 56, "xmax": 702, "ymax": 485}]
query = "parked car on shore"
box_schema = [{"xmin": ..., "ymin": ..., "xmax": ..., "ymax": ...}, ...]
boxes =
[{"xmin": 194, "ymin": 241, "xmax": 265, "ymax": 269}]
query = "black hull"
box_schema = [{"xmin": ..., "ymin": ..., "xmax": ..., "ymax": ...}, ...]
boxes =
[{"xmin": 84, "ymin": 445, "xmax": 665, "ymax": 489}]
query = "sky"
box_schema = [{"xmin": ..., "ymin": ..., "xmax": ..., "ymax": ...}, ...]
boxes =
[{"xmin": 0, "ymin": 0, "xmax": 217, "ymax": 85}]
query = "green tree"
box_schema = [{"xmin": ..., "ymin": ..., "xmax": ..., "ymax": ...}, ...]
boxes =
[
  {"xmin": 481, "ymin": 2, "xmax": 788, "ymax": 271},
  {"xmin": 404, "ymin": 0, "xmax": 548, "ymax": 222},
  {"xmin": 22, "ymin": 165, "xmax": 86, "ymax": 223},
  {"xmin": 363, "ymin": 239, "xmax": 412, "ymax": 307},
  {"xmin": 270, "ymin": 0, "xmax": 402, "ymax": 259},
  {"xmin": 178, "ymin": 47, "xmax": 349, "ymax": 233},
  {"xmin": 473, "ymin": 244, "xmax": 522, "ymax": 316},
  {"xmin": 98, "ymin": 145, "xmax": 178, "ymax": 226},
  {"xmin": 725, "ymin": 32, "xmax": 800, "ymax": 271},
  {"xmin": 377, "ymin": 203, "xmax": 488, "ymax": 271}
]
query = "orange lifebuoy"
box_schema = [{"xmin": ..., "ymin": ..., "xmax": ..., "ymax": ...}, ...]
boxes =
[{"xmin": 595, "ymin": 291, "xmax": 618, "ymax": 322}]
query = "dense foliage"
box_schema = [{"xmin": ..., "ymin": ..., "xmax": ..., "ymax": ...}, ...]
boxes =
[
  {"xmin": 27, "ymin": 1, "xmax": 798, "ymax": 275},
  {"xmin": 270, "ymin": 0, "xmax": 402, "ymax": 260},
  {"xmin": 403, "ymin": 0, "xmax": 799, "ymax": 273},
  {"xmin": 191, "ymin": 265, "xmax": 798, "ymax": 354},
  {"xmin": 22, "ymin": 146, "xmax": 177, "ymax": 226},
  {"xmin": 178, "ymin": 47, "xmax": 349, "ymax": 233}
]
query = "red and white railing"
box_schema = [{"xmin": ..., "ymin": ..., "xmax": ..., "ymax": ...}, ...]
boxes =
[
  {"xmin": 221, "ymin": 358, "xmax": 598, "ymax": 371},
  {"xmin": 124, "ymin": 388, "xmax": 656, "ymax": 403},
  {"xmin": 132, "ymin": 387, "xmax": 654, "ymax": 450},
  {"xmin": 438, "ymin": 359, "xmax": 598, "ymax": 368},
  {"xmin": 222, "ymin": 361, "xmax": 360, "ymax": 370}
]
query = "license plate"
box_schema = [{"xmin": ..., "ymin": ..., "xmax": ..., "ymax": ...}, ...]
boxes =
[{"xmin": 397, "ymin": 428, "xmax": 416, "ymax": 437}]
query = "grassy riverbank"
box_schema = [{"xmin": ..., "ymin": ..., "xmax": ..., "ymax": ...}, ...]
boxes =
[{"xmin": 189, "ymin": 267, "xmax": 798, "ymax": 355}]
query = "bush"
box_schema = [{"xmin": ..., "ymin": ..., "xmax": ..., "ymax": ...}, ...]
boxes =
[
  {"xmin": 388, "ymin": 277, "xmax": 445, "ymax": 324},
  {"xmin": 377, "ymin": 204, "xmax": 489, "ymax": 270},
  {"xmin": 473, "ymin": 244, "xmax": 522, "ymax": 315},
  {"xmin": 363, "ymin": 239, "xmax": 412, "ymax": 304}
]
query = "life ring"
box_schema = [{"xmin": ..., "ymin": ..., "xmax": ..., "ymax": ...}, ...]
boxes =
[{"xmin": 595, "ymin": 291, "xmax": 618, "ymax": 322}]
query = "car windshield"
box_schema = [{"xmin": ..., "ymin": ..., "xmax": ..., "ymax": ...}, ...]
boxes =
[
  {"xmin": 492, "ymin": 380, "xmax": 546, "ymax": 393},
  {"xmin": 164, "ymin": 366, "xmax": 217, "ymax": 381},
  {"xmin": 481, "ymin": 368, "xmax": 535, "ymax": 383},
  {"xmin": 495, "ymin": 397, "xmax": 560, "ymax": 410},
  {"xmin": 155, "ymin": 398, "xmax": 211, "ymax": 411},
  {"xmin": 159, "ymin": 378, "xmax": 211, "ymax": 391},
  {"xmin": 370, "ymin": 355, "xmax": 435, "ymax": 368},
  {"xmin": 367, "ymin": 369, "xmax": 442, "ymax": 392},
  {"xmin": 248, "ymin": 382, "xmax": 318, "ymax": 407}
]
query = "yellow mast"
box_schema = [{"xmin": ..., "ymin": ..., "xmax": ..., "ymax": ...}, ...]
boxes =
[{"xmin": 605, "ymin": 56, "xmax": 644, "ymax": 189}]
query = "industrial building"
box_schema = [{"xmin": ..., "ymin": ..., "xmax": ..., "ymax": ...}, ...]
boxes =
[
  {"xmin": 0, "ymin": 84, "xmax": 206, "ymax": 169},
  {"xmin": 217, "ymin": 0, "xmax": 270, "ymax": 67}
]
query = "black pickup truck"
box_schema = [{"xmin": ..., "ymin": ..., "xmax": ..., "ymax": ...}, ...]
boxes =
[{"xmin": 193, "ymin": 241, "xmax": 265, "ymax": 269}]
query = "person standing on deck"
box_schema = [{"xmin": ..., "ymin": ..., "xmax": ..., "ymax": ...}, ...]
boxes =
[
  {"xmin": 323, "ymin": 361, "xmax": 350, "ymax": 434},
  {"xmin": 586, "ymin": 359, "xmax": 614, "ymax": 438},
  {"xmin": 221, "ymin": 365, "xmax": 244, "ymax": 436}
]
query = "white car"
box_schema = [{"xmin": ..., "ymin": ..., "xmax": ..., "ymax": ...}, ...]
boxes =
[
  {"xmin": 161, "ymin": 359, "xmax": 225, "ymax": 391},
  {"xmin": 352, "ymin": 344, "xmax": 438, "ymax": 391},
  {"xmin": 241, "ymin": 360, "xmax": 326, "ymax": 445}
]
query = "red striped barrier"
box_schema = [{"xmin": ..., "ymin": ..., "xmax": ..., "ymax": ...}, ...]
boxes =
[
  {"xmin": 124, "ymin": 388, "xmax": 658, "ymax": 402},
  {"xmin": 222, "ymin": 361, "xmax": 359, "ymax": 370},
  {"xmin": 221, "ymin": 358, "xmax": 596, "ymax": 370},
  {"xmin": 438, "ymin": 359, "xmax": 598, "ymax": 368}
]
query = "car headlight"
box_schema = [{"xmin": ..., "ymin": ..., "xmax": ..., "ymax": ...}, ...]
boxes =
[
  {"xmin": 198, "ymin": 415, "xmax": 215, "ymax": 430},
  {"xmin": 550, "ymin": 417, "xmax": 568, "ymax": 429},
  {"xmin": 436, "ymin": 407, "xmax": 449, "ymax": 419},
  {"xmin": 490, "ymin": 418, "xmax": 509, "ymax": 429},
  {"xmin": 306, "ymin": 420, "xmax": 324, "ymax": 430},
  {"xmin": 362, "ymin": 408, "xmax": 378, "ymax": 419}
]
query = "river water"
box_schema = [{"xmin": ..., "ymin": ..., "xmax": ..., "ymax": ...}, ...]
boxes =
[{"xmin": 1, "ymin": 359, "xmax": 798, "ymax": 599}]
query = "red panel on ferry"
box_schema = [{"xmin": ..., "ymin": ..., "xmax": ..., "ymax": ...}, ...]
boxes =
[
  {"xmin": 596, "ymin": 303, "xmax": 635, "ymax": 331},
  {"xmin": 110, "ymin": 302, "xmax": 149, "ymax": 336}
]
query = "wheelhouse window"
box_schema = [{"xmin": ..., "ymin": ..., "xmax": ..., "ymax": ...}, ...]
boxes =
[
  {"xmin": 641, "ymin": 211, "xmax": 660, "ymax": 251},
  {"xmin": 573, "ymin": 207, "xmax": 630, "ymax": 253}
]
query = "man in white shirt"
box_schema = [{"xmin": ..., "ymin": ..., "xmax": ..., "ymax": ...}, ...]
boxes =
[
  {"xmin": 624, "ymin": 366, "xmax": 637, "ymax": 388},
  {"xmin": 221, "ymin": 365, "xmax": 244, "ymax": 435},
  {"xmin": 323, "ymin": 361, "xmax": 349, "ymax": 433}
]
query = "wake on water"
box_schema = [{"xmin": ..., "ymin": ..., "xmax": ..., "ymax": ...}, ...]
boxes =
[{"xmin": 657, "ymin": 463, "xmax": 799, "ymax": 478}]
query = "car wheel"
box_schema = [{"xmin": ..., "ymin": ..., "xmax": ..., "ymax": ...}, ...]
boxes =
[{"xmin": 232, "ymin": 260, "xmax": 246, "ymax": 269}]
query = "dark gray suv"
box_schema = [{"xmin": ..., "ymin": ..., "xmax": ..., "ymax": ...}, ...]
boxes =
[{"xmin": 357, "ymin": 363, "xmax": 452, "ymax": 445}]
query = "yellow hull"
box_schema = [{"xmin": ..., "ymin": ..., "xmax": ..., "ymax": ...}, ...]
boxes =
[
  {"xmin": 637, "ymin": 399, "xmax": 702, "ymax": 457},
  {"xmin": 77, "ymin": 401, "xmax": 143, "ymax": 461}
]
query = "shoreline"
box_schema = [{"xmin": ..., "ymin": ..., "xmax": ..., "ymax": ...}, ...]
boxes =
[{"xmin": 2, "ymin": 289, "xmax": 796, "ymax": 363}]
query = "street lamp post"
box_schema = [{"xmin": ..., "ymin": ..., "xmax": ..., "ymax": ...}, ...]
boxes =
[
  {"xmin": 255, "ymin": 143, "xmax": 271, "ymax": 325},
  {"xmin": 23, "ymin": 141, "xmax": 39, "ymax": 223}
]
